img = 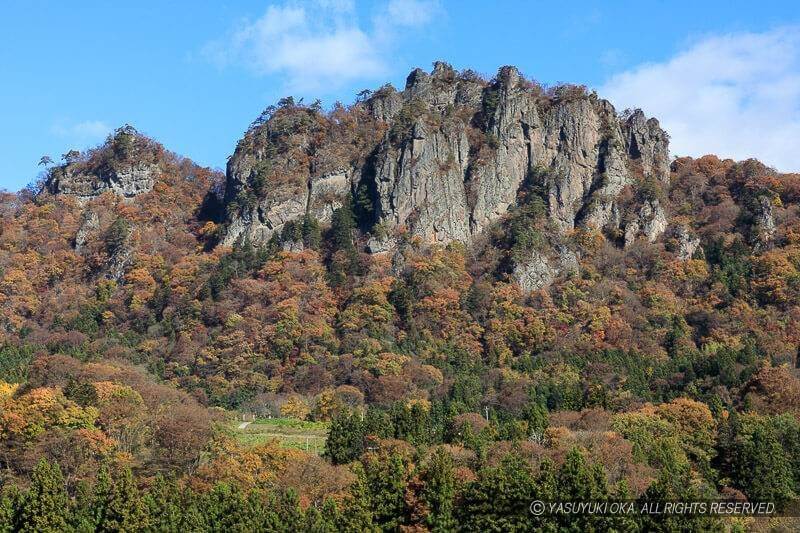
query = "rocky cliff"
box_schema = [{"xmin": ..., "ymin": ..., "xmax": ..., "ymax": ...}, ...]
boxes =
[
  {"xmin": 40, "ymin": 65, "xmax": 674, "ymax": 293},
  {"xmin": 45, "ymin": 126, "xmax": 163, "ymax": 200},
  {"xmin": 221, "ymin": 63, "xmax": 671, "ymax": 255},
  {"xmin": 40, "ymin": 126, "xmax": 222, "ymax": 283}
]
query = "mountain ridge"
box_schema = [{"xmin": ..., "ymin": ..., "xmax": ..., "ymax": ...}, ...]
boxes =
[
  {"xmin": 4, "ymin": 62, "xmax": 800, "ymax": 527},
  {"xmin": 220, "ymin": 63, "xmax": 672, "ymax": 258},
  {"xmin": 37, "ymin": 62, "xmax": 778, "ymax": 296}
]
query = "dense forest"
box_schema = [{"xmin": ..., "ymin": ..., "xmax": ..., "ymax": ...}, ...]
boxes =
[{"xmin": 2, "ymin": 65, "xmax": 800, "ymax": 531}]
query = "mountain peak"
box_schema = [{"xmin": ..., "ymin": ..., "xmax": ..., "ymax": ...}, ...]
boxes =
[
  {"xmin": 44, "ymin": 125, "xmax": 165, "ymax": 200},
  {"xmin": 221, "ymin": 62, "xmax": 670, "ymax": 268}
]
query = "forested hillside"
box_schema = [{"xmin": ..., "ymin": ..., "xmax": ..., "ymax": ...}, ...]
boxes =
[{"xmin": 1, "ymin": 64, "xmax": 800, "ymax": 530}]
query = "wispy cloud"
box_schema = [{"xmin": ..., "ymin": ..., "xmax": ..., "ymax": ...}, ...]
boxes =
[
  {"xmin": 601, "ymin": 27, "xmax": 800, "ymax": 172},
  {"xmin": 50, "ymin": 120, "xmax": 111, "ymax": 144},
  {"xmin": 385, "ymin": 0, "xmax": 437, "ymax": 27},
  {"xmin": 202, "ymin": 0, "xmax": 439, "ymax": 92}
]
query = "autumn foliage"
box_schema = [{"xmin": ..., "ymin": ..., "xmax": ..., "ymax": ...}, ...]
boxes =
[{"xmin": 2, "ymin": 117, "xmax": 800, "ymax": 529}]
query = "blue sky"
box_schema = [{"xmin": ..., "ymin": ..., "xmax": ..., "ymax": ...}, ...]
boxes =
[{"xmin": 2, "ymin": 1, "xmax": 799, "ymax": 191}]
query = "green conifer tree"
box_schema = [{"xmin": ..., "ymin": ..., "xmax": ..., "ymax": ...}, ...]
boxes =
[
  {"xmin": 420, "ymin": 449, "xmax": 457, "ymax": 532},
  {"xmin": 16, "ymin": 459, "xmax": 71, "ymax": 533},
  {"xmin": 325, "ymin": 411, "xmax": 365, "ymax": 464},
  {"xmin": 142, "ymin": 475, "xmax": 184, "ymax": 532},
  {"xmin": 99, "ymin": 468, "xmax": 149, "ymax": 532},
  {"xmin": 337, "ymin": 463, "xmax": 376, "ymax": 532},
  {"xmin": 457, "ymin": 453, "xmax": 538, "ymax": 531}
]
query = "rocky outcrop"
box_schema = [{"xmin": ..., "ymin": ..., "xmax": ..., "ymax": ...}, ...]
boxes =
[
  {"xmin": 107, "ymin": 244, "xmax": 132, "ymax": 282},
  {"xmin": 281, "ymin": 240, "xmax": 305, "ymax": 253},
  {"xmin": 512, "ymin": 246, "xmax": 579, "ymax": 292},
  {"xmin": 45, "ymin": 126, "xmax": 163, "ymax": 201},
  {"xmin": 624, "ymin": 199, "xmax": 668, "ymax": 246},
  {"xmin": 368, "ymin": 65, "xmax": 670, "ymax": 244},
  {"xmin": 74, "ymin": 211, "xmax": 99, "ymax": 252},
  {"xmin": 98, "ymin": 220, "xmax": 133, "ymax": 283},
  {"xmin": 513, "ymin": 251, "xmax": 554, "ymax": 292},
  {"xmin": 220, "ymin": 169, "xmax": 353, "ymax": 247},
  {"xmin": 753, "ymin": 195, "xmax": 776, "ymax": 249},
  {"xmin": 669, "ymin": 225, "xmax": 702, "ymax": 260},
  {"xmin": 220, "ymin": 100, "xmax": 371, "ymax": 247},
  {"xmin": 366, "ymin": 235, "xmax": 397, "ymax": 254},
  {"xmin": 622, "ymin": 109, "xmax": 671, "ymax": 184},
  {"xmin": 47, "ymin": 162, "xmax": 158, "ymax": 199},
  {"xmin": 221, "ymin": 63, "xmax": 671, "ymax": 252},
  {"xmin": 308, "ymin": 171, "xmax": 352, "ymax": 224},
  {"xmin": 221, "ymin": 185, "xmax": 307, "ymax": 247},
  {"xmin": 373, "ymin": 118, "xmax": 473, "ymax": 243}
]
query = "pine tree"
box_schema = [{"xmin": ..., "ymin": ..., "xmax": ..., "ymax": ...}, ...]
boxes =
[
  {"xmin": 556, "ymin": 448, "xmax": 609, "ymax": 501},
  {"xmin": 15, "ymin": 459, "xmax": 71, "ymax": 533},
  {"xmin": 523, "ymin": 400, "xmax": 549, "ymax": 437},
  {"xmin": 363, "ymin": 452, "xmax": 409, "ymax": 530},
  {"xmin": 70, "ymin": 480, "xmax": 99, "ymax": 532},
  {"xmin": 274, "ymin": 490, "xmax": 304, "ymax": 531},
  {"xmin": 328, "ymin": 196, "xmax": 361, "ymax": 286},
  {"xmin": 0, "ymin": 485, "xmax": 22, "ymax": 533},
  {"xmin": 99, "ymin": 467, "xmax": 149, "ymax": 532},
  {"xmin": 363, "ymin": 407, "xmax": 394, "ymax": 439},
  {"xmin": 142, "ymin": 475, "xmax": 184, "ymax": 532},
  {"xmin": 554, "ymin": 448, "xmax": 617, "ymax": 532},
  {"xmin": 337, "ymin": 464, "xmax": 376, "ymax": 532},
  {"xmin": 303, "ymin": 498, "xmax": 340, "ymax": 533},
  {"xmin": 87, "ymin": 465, "xmax": 113, "ymax": 529},
  {"xmin": 638, "ymin": 464, "xmax": 721, "ymax": 532},
  {"xmin": 420, "ymin": 449, "xmax": 457, "ymax": 532},
  {"xmin": 302, "ymin": 215, "xmax": 322, "ymax": 250},
  {"xmin": 330, "ymin": 198, "xmax": 357, "ymax": 253},
  {"xmin": 457, "ymin": 453, "xmax": 538, "ymax": 531},
  {"xmin": 325, "ymin": 411, "xmax": 365, "ymax": 464},
  {"xmin": 200, "ymin": 483, "xmax": 264, "ymax": 531},
  {"xmin": 736, "ymin": 423, "xmax": 795, "ymax": 504}
]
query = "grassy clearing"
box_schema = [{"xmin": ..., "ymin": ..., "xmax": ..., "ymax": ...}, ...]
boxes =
[{"xmin": 231, "ymin": 417, "xmax": 329, "ymax": 454}]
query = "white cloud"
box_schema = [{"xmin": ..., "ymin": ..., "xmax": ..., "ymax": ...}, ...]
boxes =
[
  {"xmin": 386, "ymin": 0, "xmax": 437, "ymax": 27},
  {"xmin": 203, "ymin": 0, "xmax": 438, "ymax": 92},
  {"xmin": 50, "ymin": 120, "xmax": 111, "ymax": 143},
  {"xmin": 601, "ymin": 27, "xmax": 800, "ymax": 172}
]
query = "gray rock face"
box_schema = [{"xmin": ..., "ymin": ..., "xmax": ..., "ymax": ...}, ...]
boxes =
[
  {"xmin": 308, "ymin": 171, "xmax": 352, "ymax": 224},
  {"xmin": 222, "ymin": 64, "xmax": 671, "ymax": 251},
  {"xmin": 47, "ymin": 162, "xmax": 158, "ymax": 200},
  {"xmin": 45, "ymin": 128, "xmax": 165, "ymax": 201},
  {"xmin": 753, "ymin": 195, "xmax": 776, "ymax": 249},
  {"xmin": 220, "ymin": 98, "xmax": 367, "ymax": 247},
  {"xmin": 281, "ymin": 240, "xmax": 305, "ymax": 253},
  {"xmin": 513, "ymin": 251, "xmax": 554, "ymax": 292},
  {"xmin": 512, "ymin": 246, "xmax": 579, "ymax": 292},
  {"xmin": 366, "ymin": 235, "xmax": 397, "ymax": 254},
  {"xmin": 365, "ymin": 86, "xmax": 404, "ymax": 123},
  {"xmin": 671, "ymin": 225, "xmax": 701, "ymax": 260},
  {"xmin": 107, "ymin": 245, "xmax": 132, "ymax": 282},
  {"xmin": 622, "ymin": 109, "xmax": 671, "ymax": 184},
  {"xmin": 74, "ymin": 211, "xmax": 99, "ymax": 252},
  {"xmin": 221, "ymin": 185, "xmax": 306, "ymax": 247},
  {"xmin": 365, "ymin": 66, "xmax": 670, "ymax": 243},
  {"xmin": 624, "ymin": 199, "xmax": 668, "ymax": 246},
  {"xmin": 221, "ymin": 168, "xmax": 353, "ymax": 247},
  {"xmin": 373, "ymin": 120, "xmax": 472, "ymax": 243}
]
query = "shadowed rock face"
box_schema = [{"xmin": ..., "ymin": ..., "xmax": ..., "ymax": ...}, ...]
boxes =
[
  {"xmin": 222, "ymin": 63, "xmax": 671, "ymax": 251},
  {"xmin": 220, "ymin": 102, "xmax": 364, "ymax": 247}
]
